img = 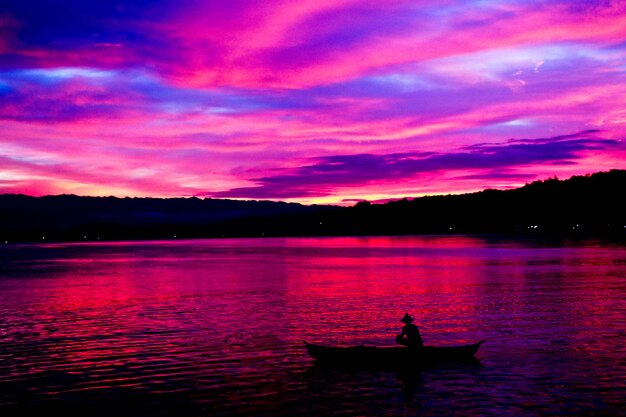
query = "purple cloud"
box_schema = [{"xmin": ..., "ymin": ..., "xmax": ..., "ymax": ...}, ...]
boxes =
[{"xmin": 211, "ymin": 130, "xmax": 622, "ymax": 199}]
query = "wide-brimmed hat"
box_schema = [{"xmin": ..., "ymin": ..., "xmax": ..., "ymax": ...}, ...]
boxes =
[{"xmin": 401, "ymin": 312, "xmax": 414, "ymax": 323}]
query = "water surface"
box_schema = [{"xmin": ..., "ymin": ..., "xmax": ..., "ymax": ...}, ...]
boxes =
[{"xmin": 1, "ymin": 236, "xmax": 625, "ymax": 416}]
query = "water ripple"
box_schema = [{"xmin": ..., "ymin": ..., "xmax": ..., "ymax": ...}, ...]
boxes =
[{"xmin": 1, "ymin": 237, "xmax": 625, "ymax": 416}]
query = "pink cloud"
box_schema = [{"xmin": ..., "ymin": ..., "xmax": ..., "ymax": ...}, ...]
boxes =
[
  {"xmin": 131, "ymin": 1, "xmax": 626, "ymax": 89},
  {"xmin": 2, "ymin": 1, "xmax": 626, "ymax": 202}
]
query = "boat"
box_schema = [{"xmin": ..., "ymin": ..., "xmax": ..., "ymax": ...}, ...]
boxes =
[{"xmin": 304, "ymin": 340, "xmax": 484, "ymax": 365}]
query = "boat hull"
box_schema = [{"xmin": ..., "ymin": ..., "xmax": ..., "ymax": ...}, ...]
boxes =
[{"xmin": 304, "ymin": 340, "xmax": 484, "ymax": 365}]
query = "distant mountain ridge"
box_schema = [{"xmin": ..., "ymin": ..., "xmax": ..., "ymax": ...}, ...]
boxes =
[
  {"xmin": 0, "ymin": 195, "xmax": 339, "ymax": 241},
  {"xmin": 1, "ymin": 169, "xmax": 625, "ymax": 242}
]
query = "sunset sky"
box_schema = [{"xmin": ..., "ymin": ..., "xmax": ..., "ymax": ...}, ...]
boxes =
[{"xmin": 1, "ymin": 0, "xmax": 626, "ymax": 204}]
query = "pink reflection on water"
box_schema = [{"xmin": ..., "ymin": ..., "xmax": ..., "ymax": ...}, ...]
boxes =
[{"xmin": 1, "ymin": 236, "xmax": 625, "ymax": 415}]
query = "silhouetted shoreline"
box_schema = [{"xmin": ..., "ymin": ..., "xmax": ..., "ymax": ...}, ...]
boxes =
[{"xmin": 1, "ymin": 170, "xmax": 625, "ymax": 243}]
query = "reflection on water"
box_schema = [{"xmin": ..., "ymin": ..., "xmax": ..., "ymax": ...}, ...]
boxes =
[{"xmin": 1, "ymin": 236, "xmax": 625, "ymax": 416}]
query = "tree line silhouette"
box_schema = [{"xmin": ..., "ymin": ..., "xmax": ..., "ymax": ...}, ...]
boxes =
[{"xmin": 1, "ymin": 169, "xmax": 625, "ymax": 242}]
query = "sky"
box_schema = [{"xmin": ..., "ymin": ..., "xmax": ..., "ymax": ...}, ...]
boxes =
[{"xmin": 1, "ymin": 0, "xmax": 625, "ymax": 205}]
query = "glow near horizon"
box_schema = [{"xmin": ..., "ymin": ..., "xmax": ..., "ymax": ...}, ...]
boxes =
[{"xmin": 1, "ymin": 0, "xmax": 626, "ymax": 205}]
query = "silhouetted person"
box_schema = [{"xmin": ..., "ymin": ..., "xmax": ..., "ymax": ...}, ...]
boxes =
[{"xmin": 396, "ymin": 313, "xmax": 424, "ymax": 348}]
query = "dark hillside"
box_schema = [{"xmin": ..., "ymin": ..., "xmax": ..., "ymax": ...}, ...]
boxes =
[{"xmin": 1, "ymin": 170, "xmax": 624, "ymax": 242}]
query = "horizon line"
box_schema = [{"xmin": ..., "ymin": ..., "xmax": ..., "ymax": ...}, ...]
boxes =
[{"xmin": 1, "ymin": 168, "xmax": 622, "ymax": 207}]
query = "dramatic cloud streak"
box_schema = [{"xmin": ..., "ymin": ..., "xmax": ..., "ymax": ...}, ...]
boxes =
[
  {"xmin": 212, "ymin": 131, "xmax": 621, "ymax": 199},
  {"xmin": 1, "ymin": 0, "xmax": 626, "ymax": 203}
]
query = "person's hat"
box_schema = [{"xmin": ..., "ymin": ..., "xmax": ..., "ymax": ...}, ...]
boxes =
[{"xmin": 401, "ymin": 312, "xmax": 414, "ymax": 323}]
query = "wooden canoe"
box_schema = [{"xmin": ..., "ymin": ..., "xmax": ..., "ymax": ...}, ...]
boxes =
[{"xmin": 304, "ymin": 340, "xmax": 484, "ymax": 365}]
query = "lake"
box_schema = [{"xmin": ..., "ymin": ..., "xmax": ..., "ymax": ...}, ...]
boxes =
[{"xmin": 1, "ymin": 236, "xmax": 625, "ymax": 416}]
